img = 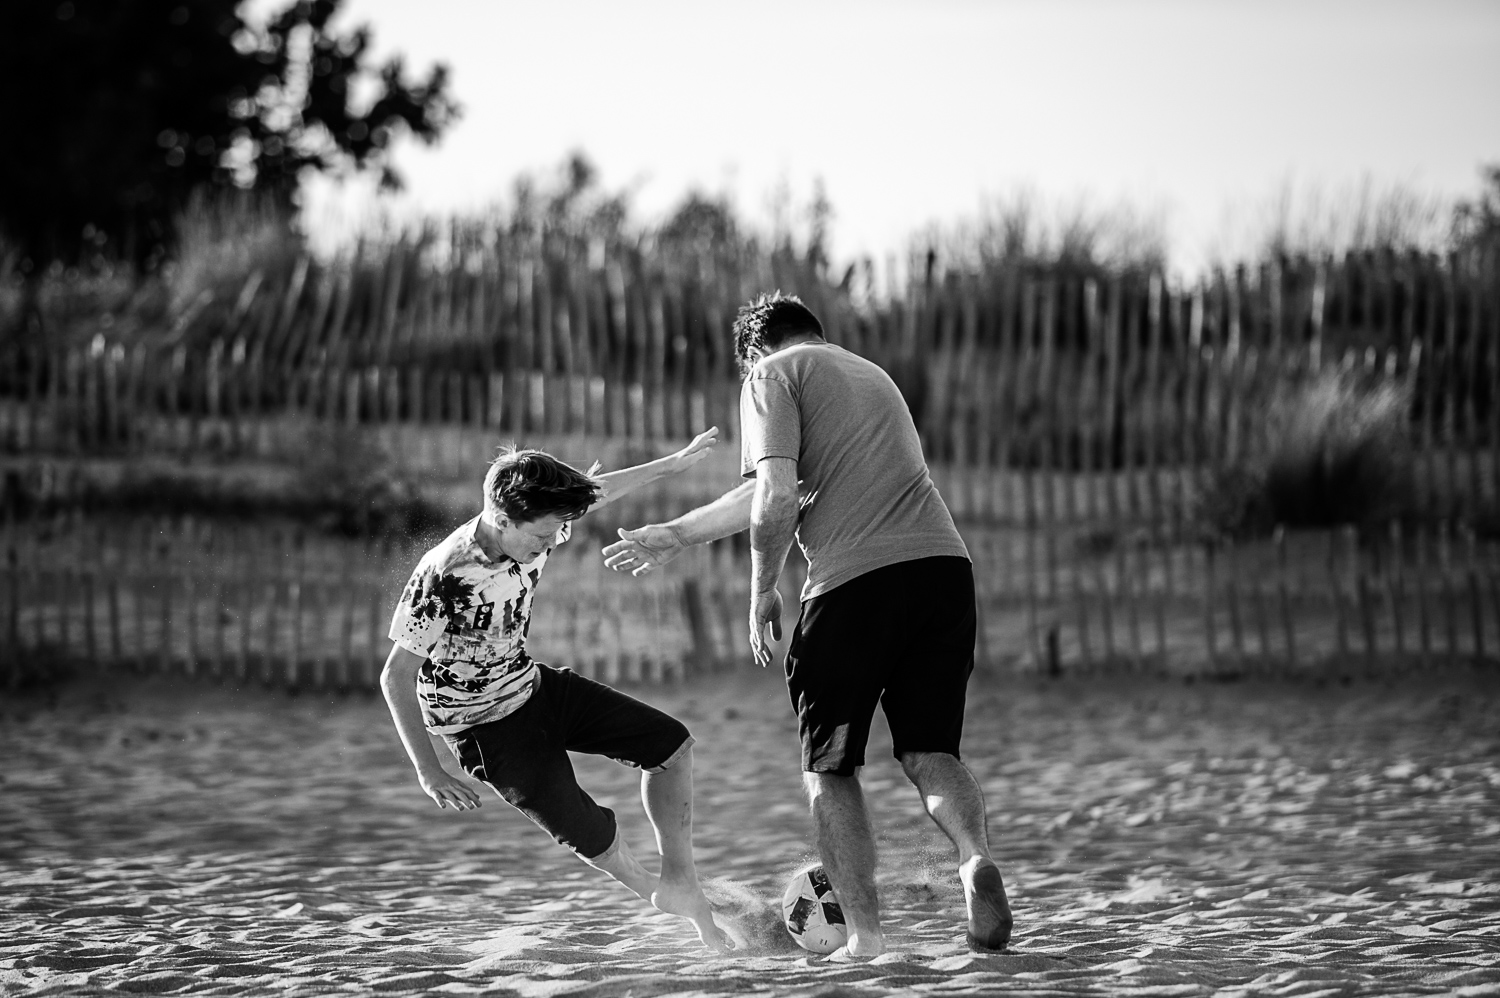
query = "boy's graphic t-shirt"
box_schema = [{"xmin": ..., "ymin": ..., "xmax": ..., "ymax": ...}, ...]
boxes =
[{"xmin": 388, "ymin": 516, "xmax": 571, "ymax": 735}]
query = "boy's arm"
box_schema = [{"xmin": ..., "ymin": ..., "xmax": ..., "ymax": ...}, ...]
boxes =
[
  {"xmin": 590, "ymin": 426, "xmax": 719, "ymax": 510},
  {"xmin": 378, "ymin": 644, "xmax": 482, "ymax": 811},
  {"xmin": 601, "ymin": 480, "xmax": 754, "ymax": 575}
]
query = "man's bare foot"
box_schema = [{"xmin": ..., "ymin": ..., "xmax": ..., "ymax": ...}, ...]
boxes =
[
  {"xmin": 652, "ymin": 878, "xmax": 735, "ymax": 954},
  {"xmin": 827, "ymin": 929, "xmax": 884, "ymax": 960},
  {"xmin": 960, "ymin": 857, "xmax": 1013, "ymax": 951}
]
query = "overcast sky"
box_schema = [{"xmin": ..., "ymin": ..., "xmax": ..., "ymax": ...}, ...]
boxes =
[{"xmin": 266, "ymin": 0, "xmax": 1500, "ymax": 273}]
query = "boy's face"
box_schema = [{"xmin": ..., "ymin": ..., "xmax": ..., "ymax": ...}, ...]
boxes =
[{"xmin": 489, "ymin": 512, "xmax": 567, "ymax": 564}]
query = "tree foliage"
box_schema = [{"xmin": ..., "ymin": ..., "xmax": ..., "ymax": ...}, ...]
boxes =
[
  {"xmin": 0, "ymin": 0, "xmax": 458, "ymax": 271},
  {"xmin": 1451, "ymin": 164, "xmax": 1500, "ymax": 258}
]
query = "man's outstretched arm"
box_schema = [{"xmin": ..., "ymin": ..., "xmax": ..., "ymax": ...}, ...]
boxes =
[{"xmin": 601, "ymin": 479, "xmax": 755, "ymax": 576}]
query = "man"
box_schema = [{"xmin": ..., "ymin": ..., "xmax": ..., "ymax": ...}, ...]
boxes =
[
  {"xmin": 602, "ymin": 293, "xmax": 1011, "ymax": 958},
  {"xmin": 381, "ymin": 432, "xmax": 734, "ymax": 953}
]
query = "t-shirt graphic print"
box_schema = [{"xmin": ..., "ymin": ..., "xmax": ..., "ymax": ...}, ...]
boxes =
[{"xmin": 388, "ymin": 516, "xmax": 571, "ymax": 734}]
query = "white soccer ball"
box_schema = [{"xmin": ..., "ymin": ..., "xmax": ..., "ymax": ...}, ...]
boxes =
[{"xmin": 781, "ymin": 864, "xmax": 848, "ymax": 954}]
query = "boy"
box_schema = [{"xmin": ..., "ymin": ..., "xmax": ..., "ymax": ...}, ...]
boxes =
[{"xmin": 379, "ymin": 428, "xmax": 733, "ymax": 953}]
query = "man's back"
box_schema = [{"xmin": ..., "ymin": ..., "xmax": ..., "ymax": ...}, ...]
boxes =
[{"xmin": 740, "ymin": 341, "xmax": 969, "ymax": 599}]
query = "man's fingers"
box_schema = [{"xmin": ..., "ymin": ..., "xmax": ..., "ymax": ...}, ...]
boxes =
[{"xmin": 771, "ymin": 617, "xmax": 782, "ymax": 642}]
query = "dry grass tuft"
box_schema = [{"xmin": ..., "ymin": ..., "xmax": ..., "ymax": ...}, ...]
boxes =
[{"xmin": 1198, "ymin": 368, "xmax": 1414, "ymax": 538}]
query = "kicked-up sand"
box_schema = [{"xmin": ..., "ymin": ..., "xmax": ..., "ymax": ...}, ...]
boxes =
[{"xmin": 1, "ymin": 664, "xmax": 1498, "ymax": 996}]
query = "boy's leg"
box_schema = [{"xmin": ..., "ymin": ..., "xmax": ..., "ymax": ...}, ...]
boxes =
[
  {"xmin": 804, "ymin": 770, "xmax": 884, "ymax": 957},
  {"xmin": 899, "ymin": 751, "xmax": 1012, "ymax": 951},
  {"xmin": 638, "ymin": 747, "xmax": 732, "ymax": 952},
  {"xmin": 545, "ymin": 666, "xmax": 732, "ymax": 953},
  {"xmin": 580, "ymin": 831, "xmax": 655, "ymax": 901},
  {"xmin": 449, "ymin": 683, "xmax": 714, "ymax": 941}
]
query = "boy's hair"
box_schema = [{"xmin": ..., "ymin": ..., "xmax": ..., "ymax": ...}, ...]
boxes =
[
  {"xmin": 732, "ymin": 291, "xmax": 825, "ymax": 375},
  {"xmin": 483, "ymin": 447, "xmax": 602, "ymax": 523}
]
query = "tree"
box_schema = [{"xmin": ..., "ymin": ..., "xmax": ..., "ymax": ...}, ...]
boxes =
[
  {"xmin": 1451, "ymin": 164, "xmax": 1500, "ymax": 258},
  {"xmin": 0, "ymin": 0, "xmax": 458, "ymax": 334}
]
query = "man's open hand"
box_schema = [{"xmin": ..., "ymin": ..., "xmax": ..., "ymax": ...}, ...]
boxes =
[
  {"xmin": 602, "ymin": 525, "xmax": 685, "ymax": 576},
  {"xmin": 749, "ymin": 587, "xmax": 784, "ymax": 668}
]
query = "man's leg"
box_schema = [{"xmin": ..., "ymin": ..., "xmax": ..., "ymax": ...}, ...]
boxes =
[
  {"xmin": 899, "ymin": 750, "xmax": 1012, "ymax": 950},
  {"xmin": 805, "ymin": 770, "xmax": 884, "ymax": 957},
  {"xmin": 640, "ymin": 748, "xmax": 733, "ymax": 953}
]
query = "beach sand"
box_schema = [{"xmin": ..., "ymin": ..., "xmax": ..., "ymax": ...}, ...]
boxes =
[{"xmin": 2, "ymin": 665, "xmax": 1499, "ymax": 996}]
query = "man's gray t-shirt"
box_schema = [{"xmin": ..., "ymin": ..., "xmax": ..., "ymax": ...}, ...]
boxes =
[{"xmin": 739, "ymin": 340, "xmax": 969, "ymax": 601}]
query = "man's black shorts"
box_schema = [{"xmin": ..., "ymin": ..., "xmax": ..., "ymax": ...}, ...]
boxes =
[
  {"xmin": 443, "ymin": 664, "xmax": 693, "ymax": 860},
  {"xmin": 785, "ymin": 555, "xmax": 975, "ymax": 776}
]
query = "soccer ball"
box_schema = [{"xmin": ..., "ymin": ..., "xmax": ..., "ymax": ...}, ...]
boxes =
[{"xmin": 781, "ymin": 865, "xmax": 848, "ymax": 954}]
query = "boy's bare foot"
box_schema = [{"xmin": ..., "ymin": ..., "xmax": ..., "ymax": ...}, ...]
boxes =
[
  {"xmin": 652, "ymin": 878, "xmax": 735, "ymax": 954},
  {"xmin": 961, "ymin": 857, "xmax": 1013, "ymax": 951}
]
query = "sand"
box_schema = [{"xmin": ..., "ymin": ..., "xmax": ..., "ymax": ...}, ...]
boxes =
[{"xmin": 2, "ymin": 665, "xmax": 1499, "ymax": 997}]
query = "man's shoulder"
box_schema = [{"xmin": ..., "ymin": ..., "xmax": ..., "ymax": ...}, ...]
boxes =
[{"xmin": 757, "ymin": 342, "xmax": 876, "ymax": 378}]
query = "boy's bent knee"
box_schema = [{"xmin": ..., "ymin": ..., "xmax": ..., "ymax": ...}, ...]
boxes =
[
  {"xmin": 643, "ymin": 736, "xmax": 694, "ymax": 774},
  {"xmin": 581, "ymin": 826, "xmax": 622, "ymax": 866}
]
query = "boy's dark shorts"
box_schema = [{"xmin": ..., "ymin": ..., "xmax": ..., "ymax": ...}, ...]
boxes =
[
  {"xmin": 443, "ymin": 663, "xmax": 693, "ymax": 860},
  {"xmin": 786, "ymin": 555, "xmax": 975, "ymax": 776}
]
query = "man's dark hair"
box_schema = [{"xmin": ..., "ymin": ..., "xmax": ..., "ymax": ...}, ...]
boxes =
[
  {"xmin": 732, "ymin": 291, "xmax": 825, "ymax": 374},
  {"xmin": 483, "ymin": 448, "xmax": 602, "ymax": 522}
]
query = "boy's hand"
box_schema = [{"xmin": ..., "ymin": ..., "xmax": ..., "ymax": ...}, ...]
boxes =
[
  {"xmin": 602, "ymin": 525, "xmax": 685, "ymax": 576},
  {"xmin": 419, "ymin": 767, "xmax": 483, "ymax": 811},
  {"xmin": 749, "ymin": 587, "xmax": 784, "ymax": 669},
  {"xmin": 670, "ymin": 426, "xmax": 719, "ymax": 473}
]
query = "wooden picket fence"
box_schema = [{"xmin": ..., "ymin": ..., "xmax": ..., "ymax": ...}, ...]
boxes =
[
  {"xmin": 3, "ymin": 511, "xmax": 1496, "ymax": 691},
  {"xmin": 1, "ymin": 246, "xmax": 1497, "ymax": 687},
  {"xmin": 2, "ymin": 248, "xmax": 1497, "ymax": 529}
]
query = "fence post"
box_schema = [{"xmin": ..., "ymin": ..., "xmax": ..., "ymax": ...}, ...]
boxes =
[
  {"xmin": 1103, "ymin": 280, "xmax": 1123, "ymax": 524},
  {"xmin": 1094, "ymin": 548, "xmax": 1116, "ymax": 668},
  {"xmin": 1416, "ymin": 524, "xmax": 1433, "ymax": 670},
  {"xmin": 370, "ymin": 584, "xmax": 388, "ymax": 689},
  {"xmin": 1463, "ymin": 524, "xmax": 1485, "ymax": 664},
  {"xmin": 1349, "ymin": 525, "xmax": 1377, "ymax": 674},
  {"xmin": 681, "ymin": 577, "xmax": 713, "ymax": 675},
  {"xmin": 1251, "ymin": 565, "xmax": 1272, "ymax": 676},
  {"xmin": 1151, "ymin": 534, "xmax": 1169, "ymax": 673},
  {"xmin": 1119, "ymin": 539, "xmax": 1142, "ymax": 671},
  {"xmin": 1202, "ymin": 541, "xmax": 1219, "ymax": 676},
  {"xmin": 288, "ymin": 531, "xmax": 306, "ymax": 689},
  {"xmin": 1073, "ymin": 547, "xmax": 1093, "ymax": 674},
  {"xmin": 3, "ymin": 541, "xmax": 17, "ymax": 689},
  {"xmin": 1386, "ymin": 520, "xmax": 1406, "ymax": 666},
  {"xmin": 1439, "ymin": 520, "xmax": 1459, "ymax": 660},
  {"xmin": 183, "ymin": 519, "xmax": 199, "ymax": 678},
  {"xmin": 1225, "ymin": 540, "xmax": 1246, "ymax": 670},
  {"xmin": 1328, "ymin": 529, "xmax": 1349, "ymax": 664}
]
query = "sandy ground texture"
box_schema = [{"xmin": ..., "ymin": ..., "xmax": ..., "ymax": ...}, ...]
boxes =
[{"xmin": 2, "ymin": 665, "xmax": 1499, "ymax": 997}]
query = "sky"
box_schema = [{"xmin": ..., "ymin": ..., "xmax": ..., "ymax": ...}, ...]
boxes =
[{"xmin": 265, "ymin": 0, "xmax": 1500, "ymax": 274}]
